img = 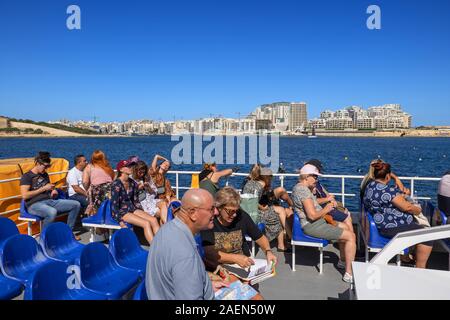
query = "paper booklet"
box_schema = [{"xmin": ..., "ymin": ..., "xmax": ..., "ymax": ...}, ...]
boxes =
[
  {"xmin": 222, "ymin": 259, "xmax": 275, "ymax": 285},
  {"xmin": 214, "ymin": 280, "xmax": 258, "ymax": 300}
]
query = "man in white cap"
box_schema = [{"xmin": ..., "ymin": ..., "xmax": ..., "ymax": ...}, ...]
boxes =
[{"xmin": 291, "ymin": 164, "xmax": 356, "ymax": 283}]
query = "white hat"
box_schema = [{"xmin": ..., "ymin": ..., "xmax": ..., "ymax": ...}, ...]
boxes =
[{"xmin": 299, "ymin": 164, "xmax": 323, "ymax": 176}]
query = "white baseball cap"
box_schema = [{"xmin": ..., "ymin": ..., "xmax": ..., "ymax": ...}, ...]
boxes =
[{"xmin": 299, "ymin": 164, "xmax": 323, "ymax": 176}]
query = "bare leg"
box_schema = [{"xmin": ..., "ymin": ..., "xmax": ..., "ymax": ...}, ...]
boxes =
[
  {"xmin": 158, "ymin": 201, "xmax": 168, "ymax": 224},
  {"xmin": 122, "ymin": 213, "xmax": 154, "ymax": 244},
  {"xmin": 277, "ymin": 231, "xmax": 286, "ymax": 250},
  {"xmin": 338, "ymin": 229, "xmax": 356, "ymax": 275},
  {"xmin": 415, "ymin": 243, "xmax": 432, "ymax": 268},
  {"xmin": 273, "ymin": 205, "xmax": 287, "ymax": 232},
  {"xmin": 344, "ymin": 214, "xmax": 354, "ymax": 233},
  {"xmin": 133, "ymin": 210, "xmax": 160, "ymax": 235},
  {"xmin": 337, "ymin": 222, "xmax": 350, "ymax": 262}
]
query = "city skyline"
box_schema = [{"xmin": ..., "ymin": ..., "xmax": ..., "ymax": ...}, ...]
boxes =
[
  {"xmin": 27, "ymin": 102, "xmax": 413, "ymax": 135},
  {"xmin": 1, "ymin": 0, "xmax": 450, "ymax": 125}
]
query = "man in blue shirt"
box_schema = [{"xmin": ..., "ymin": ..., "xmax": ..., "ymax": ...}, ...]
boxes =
[{"xmin": 146, "ymin": 189, "xmax": 228, "ymax": 300}]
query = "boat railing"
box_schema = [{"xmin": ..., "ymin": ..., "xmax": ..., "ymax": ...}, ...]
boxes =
[
  {"xmin": 0, "ymin": 170, "xmax": 442, "ymax": 222},
  {"xmin": 166, "ymin": 171, "xmax": 441, "ymax": 207}
]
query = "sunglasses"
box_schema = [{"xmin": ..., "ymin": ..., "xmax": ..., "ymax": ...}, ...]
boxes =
[
  {"xmin": 39, "ymin": 162, "xmax": 51, "ymax": 169},
  {"xmin": 222, "ymin": 207, "xmax": 239, "ymax": 217},
  {"xmin": 308, "ymin": 175, "xmax": 318, "ymax": 180}
]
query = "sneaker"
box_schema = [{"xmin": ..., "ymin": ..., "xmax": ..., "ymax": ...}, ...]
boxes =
[
  {"xmin": 342, "ymin": 272, "xmax": 353, "ymax": 284},
  {"xmin": 336, "ymin": 260, "xmax": 346, "ymax": 269}
]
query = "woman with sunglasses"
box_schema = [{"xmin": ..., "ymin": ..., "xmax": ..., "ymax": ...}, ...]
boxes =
[{"xmin": 201, "ymin": 187, "xmax": 277, "ymax": 270}]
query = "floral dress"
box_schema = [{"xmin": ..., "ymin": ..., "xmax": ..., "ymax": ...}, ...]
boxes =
[
  {"xmin": 133, "ymin": 176, "xmax": 161, "ymax": 216},
  {"xmin": 111, "ymin": 178, "xmax": 143, "ymax": 222},
  {"xmin": 242, "ymin": 180, "xmax": 282, "ymax": 242}
]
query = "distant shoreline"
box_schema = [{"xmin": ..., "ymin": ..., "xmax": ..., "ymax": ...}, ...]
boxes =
[{"xmin": 1, "ymin": 132, "xmax": 450, "ymax": 139}]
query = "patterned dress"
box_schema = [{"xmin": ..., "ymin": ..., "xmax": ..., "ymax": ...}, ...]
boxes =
[
  {"xmin": 242, "ymin": 180, "xmax": 282, "ymax": 242},
  {"xmin": 133, "ymin": 176, "xmax": 161, "ymax": 216},
  {"xmin": 111, "ymin": 178, "xmax": 143, "ymax": 222},
  {"xmin": 363, "ymin": 181, "xmax": 414, "ymax": 230}
]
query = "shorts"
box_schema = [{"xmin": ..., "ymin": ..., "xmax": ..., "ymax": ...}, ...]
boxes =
[
  {"xmin": 303, "ymin": 218, "xmax": 344, "ymax": 241},
  {"xmin": 380, "ymin": 223, "xmax": 434, "ymax": 247},
  {"xmin": 330, "ymin": 209, "xmax": 349, "ymax": 222}
]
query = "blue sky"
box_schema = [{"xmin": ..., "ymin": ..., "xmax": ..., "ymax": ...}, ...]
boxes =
[{"xmin": 0, "ymin": 0, "xmax": 449, "ymax": 125}]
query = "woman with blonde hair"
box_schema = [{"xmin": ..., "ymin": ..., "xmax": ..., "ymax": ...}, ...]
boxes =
[
  {"xmin": 201, "ymin": 187, "xmax": 277, "ymax": 270},
  {"xmin": 83, "ymin": 150, "xmax": 115, "ymax": 215}
]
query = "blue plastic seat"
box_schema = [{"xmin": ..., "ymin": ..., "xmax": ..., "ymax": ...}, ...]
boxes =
[
  {"xmin": 0, "ymin": 217, "xmax": 19, "ymax": 249},
  {"xmin": 0, "ymin": 234, "xmax": 50, "ymax": 284},
  {"xmin": 167, "ymin": 200, "xmax": 181, "ymax": 222},
  {"xmin": 82, "ymin": 199, "xmax": 108, "ymax": 226},
  {"xmin": 363, "ymin": 208, "xmax": 407, "ymax": 264},
  {"xmin": 40, "ymin": 222, "xmax": 85, "ymax": 264},
  {"xmin": 19, "ymin": 189, "xmax": 71, "ymax": 235},
  {"xmin": 109, "ymin": 229, "xmax": 147, "ymax": 276},
  {"xmin": 291, "ymin": 213, "xmax": 329, "ymax": 273},
  {"xmin": 0, "ymin": 273, "xmax": 23, "ymax": 300},
  {"xmin": 77, "ymin": 242, "xmax": 140, "ymax": 299},
  {"xmin": 24, "ymin": 260, "xmax": 108, "ymax": 300},
  {"xmin": 103, "ymin": 199, "xmax": 132, "ymax": 229},
  {"xmin": 133, "ymin": 280, "xmax": 148, "ymax": 300},
  {"xmin": 19, "ymin": 199, "xmax": 43, "ymax": 221},
  {"xmin": 194, "ymin": 233, "xmax": 205, "ymax": 260}
]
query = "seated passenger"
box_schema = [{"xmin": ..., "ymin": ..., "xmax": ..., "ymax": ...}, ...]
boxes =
[
  {"xmin": 292, "ymin": 164, "xmax": 356, "ymax": 283},
  {"xmin": 305, "ymin": 159, "xmax": 354, "ymax": 233},
  {"xmin": 149, "ymin": 154, "xmax": 177, "ymax": 223},
  {"xmin": 438, "ymin": 170, "xmax": 450, "ymax": 222},
  {"xmin": 111, "ymin": 159, "xmax": 160, "ymax": 244},
  {"xmin": 146, "ymin": 189, "xmax": 228, "ymax": 300},
  {"xmin": 363, "ymin": 162, "xmax": 433, "ymax": 268},
  {"xmin": 201, "ymin": 187, "xmax": 277, "ymax": 270},
  {"xmin": 82, "ymin": 150, "xmax": 115, "ymax": 216},
  {"xmin": 360, "ymin": 158, "xmax": 411, "ymax": 203},
  {"xmin": 132, "ymin": 160, "xmax": 167, "ymax": 225},
  {"xmin": 242, "ymin": 165, "xmax": 293, "ymax": 252},
  {"xmin": 67, "ymin": 154, "xmax": 88, "ymax": 217},
  {"xmin": 199, "ymin": 162, "xmax": 238, "ymax": 197},
  {"xmin": 20, "ymin": 151, "xmax": 81, "ymax": 237}
]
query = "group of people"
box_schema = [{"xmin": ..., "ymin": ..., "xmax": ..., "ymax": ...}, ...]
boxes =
[
  {"xmin": 20, "ymin": 151, "xmax": 176, "ymax": 244},
  {"xmin": 19, "ymin": 151, "xmax": 450, "ymax": 299}
]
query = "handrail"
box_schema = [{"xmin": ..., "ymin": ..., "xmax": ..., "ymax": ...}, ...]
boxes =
[{"xmin": 0, "ymin": 169, "xmax": 442, "ymax": 216}]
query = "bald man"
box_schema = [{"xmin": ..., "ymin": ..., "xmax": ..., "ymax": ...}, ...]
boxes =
[{"xmin": 146, "ymin": 189, "xmax": 228, "ymax": 300}]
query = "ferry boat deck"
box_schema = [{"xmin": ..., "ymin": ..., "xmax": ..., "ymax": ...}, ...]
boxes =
[{"xmin": 2, "ymin": 166, "xmax": 449, "ymax": 300}]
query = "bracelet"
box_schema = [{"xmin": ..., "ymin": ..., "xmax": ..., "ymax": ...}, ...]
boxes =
[{"xmin": 265, "ymin": 249, "xmax": 272, "ymax": 254}]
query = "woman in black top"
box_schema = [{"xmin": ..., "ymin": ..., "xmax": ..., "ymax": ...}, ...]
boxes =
[{"xmin": 201, "ymin": 187, "xmax": 277, "ymax": 270}]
